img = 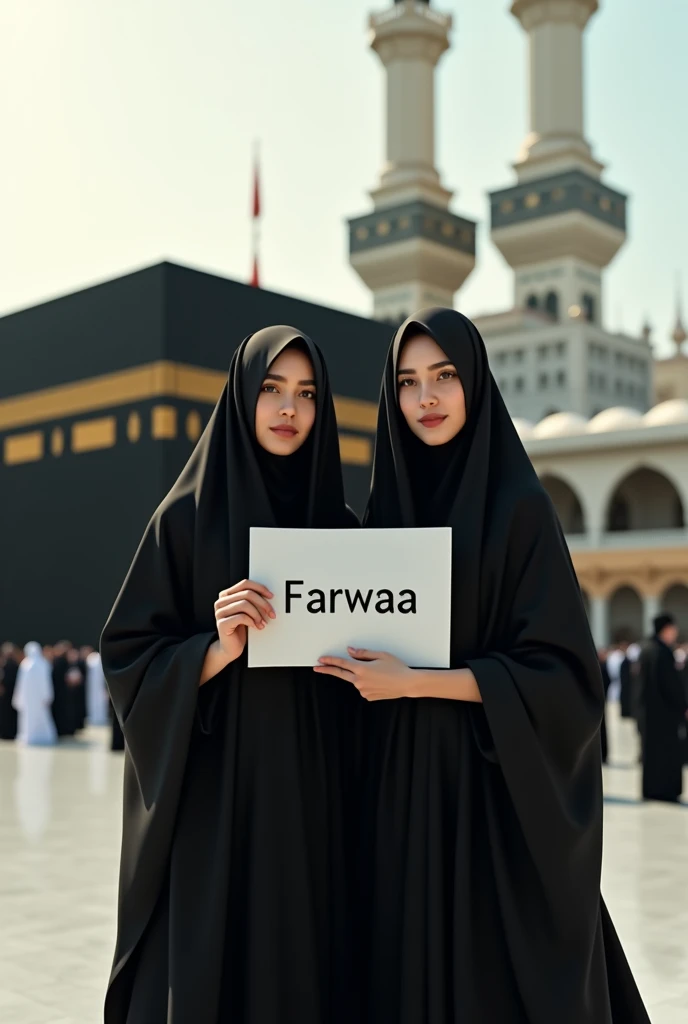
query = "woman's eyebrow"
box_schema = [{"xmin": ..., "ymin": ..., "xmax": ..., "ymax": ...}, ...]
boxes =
[
  {"xmin": 263, "ymin": 373, "xmax": 316, "ymax": 386},
  {"xmin": 397, "ymin": 360, "xmax": 454, "ymax": 374}
]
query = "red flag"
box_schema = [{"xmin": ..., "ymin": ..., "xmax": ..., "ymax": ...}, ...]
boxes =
[
  {"xmin": 250, "ymin": 145, "xmax": 261, "ymax": 287},
  {"xmin": 250, "ymin": 254, "xmax": 260, "ymax": 289}
]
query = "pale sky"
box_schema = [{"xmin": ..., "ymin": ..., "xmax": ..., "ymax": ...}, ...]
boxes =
[{"xmin": 1, "ymin": 0, "xmax": 686, "ymax": 354}]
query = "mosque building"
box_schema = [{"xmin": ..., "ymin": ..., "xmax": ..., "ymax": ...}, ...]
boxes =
[
  {"xmin": 0, "ymin": 0, "xmax": 686, "ymax": 646},
  {"xmin": 349, "ymin": 0, "xmax": 688, "ymax": 644}
]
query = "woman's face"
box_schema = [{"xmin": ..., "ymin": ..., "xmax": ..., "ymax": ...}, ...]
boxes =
[
  {"xmin": 254, "ymin": 345, "xmax": 317, "ymax": 455},
  {"xmin": 397, "ymin": 333, "xmax": 467, "ymax": 446}
]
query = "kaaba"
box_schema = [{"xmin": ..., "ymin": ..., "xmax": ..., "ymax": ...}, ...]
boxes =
[{"xmin": 0, "ymin": 262, "xmax": 390, "ymax": 645}]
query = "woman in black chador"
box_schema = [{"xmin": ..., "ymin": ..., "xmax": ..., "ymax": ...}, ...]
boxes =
[
  {"xmin": 102, "ymin": 327, "xmax": 359, "ymax": 1024},
  {"xmin": 640, "ymin": 613, "xmax": 688, "ymax": 802},
  {"xmin": 317, "ymin": 308, "xmax": 650, "ymax": 1024}
]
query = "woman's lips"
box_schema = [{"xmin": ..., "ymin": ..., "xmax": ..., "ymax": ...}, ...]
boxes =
[
  {"xmin": 270, "ymin": 425, "xmax": 298, "ymax": 437},
  {"xmin": 418, "ymin": 414, "xmax": 447, "ymax": 429}
]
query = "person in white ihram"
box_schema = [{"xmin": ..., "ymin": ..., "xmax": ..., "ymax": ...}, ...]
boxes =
[
  {"xmin": 86, "ymin": 650, "xmax": 110, "ymax": 726},
  {"xmin": 12, "ymin": 642, "xmax": 58, "ymax": 746}
]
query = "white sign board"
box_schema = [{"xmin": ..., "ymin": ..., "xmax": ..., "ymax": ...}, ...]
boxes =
[{"xmin": 248, "ymin": 527, "xmax": 452, "ymax": 669}]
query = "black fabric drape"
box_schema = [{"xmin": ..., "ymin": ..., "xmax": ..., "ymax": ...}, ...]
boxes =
[
  {"xmin": 109, "ymin": 697, "xmax": 125, "ymax": 752},
  {"xmin": 102, "ymin": 326, "xmax": 359, "ymax": 1024},
  {"xmin": 640, "ymin": 636, "xmax": 688, "ymax": 802},
  {"xmin": 362, "ymin": 307, "xmax": 649, "ymax": 1024}
]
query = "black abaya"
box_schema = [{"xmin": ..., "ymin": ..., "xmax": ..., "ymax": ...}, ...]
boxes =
[
  {"xmin": 75, "ymin": 657, "xmax": 87, "ymax": 730},
  {"xmin": 619, "ymin": 655, "xmax": 635, "ymax": 718},
  {"xmin": 600, "ymin": 655, "xmax": 611, "ymax": 763},
  {"xmin": 51, "ymin": 654, "xmax": 73, "ymax": 736},
  {"xmin": 0, "ymin": 655, "xmax": 18, "ymax": 740},
  {"xmin": 640, "ymin": 636, "xmax": 687, "ymax": 802},
  {"xmin": 102, "ymin": 326, "xmax": 359, "ymax": 1024},
  {"xmin": 362, "ymin": 308, "xmax": 649, "ymax": 1024}
]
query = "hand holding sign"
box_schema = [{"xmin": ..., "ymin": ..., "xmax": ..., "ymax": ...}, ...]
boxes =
[
  {"xmin": 214, "ymin": 579, "xmax": 276, "ymax": 660},
  {"xmin": 314, "ymin": 647, "xmax": 415, "ymax": 701}
]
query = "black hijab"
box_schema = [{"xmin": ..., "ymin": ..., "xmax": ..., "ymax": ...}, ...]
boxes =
[
  {"xmin": 366, "ymin": 306, "xmax": 555, "ymax": 653},
  {"xmin": 187, "ymin": 325, "xmax": 353, "ymax": 601},
  {"xmin": 361, "ymin": 310, "xmax": 646, "ymax": 1024},
  {"xmin": 367, "ymin": 306, "xmax": 520, "ymax": 525},
  {"xmin": 132, "ymin": 324, "xmax": 355, "ymax": 627},
  {"xmin": 378, "ymin": 310, "xmax": 479, "ymax": 527}
]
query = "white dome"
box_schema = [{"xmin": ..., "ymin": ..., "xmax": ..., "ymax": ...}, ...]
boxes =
[
  {"xmin": 643, "ymin": 399, "xmax": 688, "ymax": 427},
  {"xmin": 512, "ymin": 417, "xmax": 535, "ymax": 439},
  {"xmin": 532, "ymin": 412, "xmax": 588, "ymax": 439},
  {"xmin": 587, "ymin": 407, "xmax": 643, "ymax": 433}
]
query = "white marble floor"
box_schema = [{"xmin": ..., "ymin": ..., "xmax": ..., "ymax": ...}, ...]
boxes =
[{"xmin": 0, "ymin": 706, "xmax": 686, "ymax": 1023}]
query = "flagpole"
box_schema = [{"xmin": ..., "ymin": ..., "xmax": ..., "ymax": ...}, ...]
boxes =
[{"xmin": 251, "ymin": 140, "xmax": 261, "ymax": 288}]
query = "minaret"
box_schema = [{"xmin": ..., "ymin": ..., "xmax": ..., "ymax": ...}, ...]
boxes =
[
  {"xmin": 489, "ymin": 0, "xmax": 627, "ymax": 326},
  {"xmin": 349, "ymin": 0, "xmax": 476, "ymax": 322},
  {"xmin": 671, "ymin": 284, "xmax": 687, "ymax": 356}
]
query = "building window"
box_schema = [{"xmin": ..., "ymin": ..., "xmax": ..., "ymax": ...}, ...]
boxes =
[
  {"xmin": 615, "ymin": 379, "xmax": 623, "ymax": 395},
  {"xmin": 582, "ymin": 293, "xmax": 596, "ymax": 323},
  {"xmin": 556, "ymin": 370, "xmax": 567, "ymax": 387},
  {"xmin": 609, "ymin": 497, "xmax": 630, "ymax": 532},
  {"xmin": 514, "ymin": 376, "xmax": 524, "ymax": 393},
  {"xmin": 526, "ymin": 294, "xmax": 539, "ymax": 310},
  {"xmin": 538, "ymin": 373, "xmax": 549, "ymax": 390},
  {"xmin": 515, "ymin": 349, "xmax": 524, "ymax": 363},
  {"xmin": 588, "ymin": 371, "xmax": 595, "ymax": 389},
  {"xmin": 556, "ymin": 341, "xmax": 566, "ymax": 357},
  {"xmin": 537, "ymin": 345, "xmax": 549, "ymax": 360},
  {"xmin": 545, "ymin": 291, "xmax": 560, "ymax": 320},
  {"xmin": 599, "ymin": 375, "xmax": 607, "ymax": 392}
]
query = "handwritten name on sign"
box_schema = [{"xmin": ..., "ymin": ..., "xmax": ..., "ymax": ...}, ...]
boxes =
[{"xmin": 248, "ymin": 527, "xmax": 452, "ymax": 669}]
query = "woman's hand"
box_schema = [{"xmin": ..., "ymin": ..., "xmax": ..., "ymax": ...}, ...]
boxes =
[
  {"xmin": 314, "ymin": 647, "xmax": 415, "ymax": 701},
  {"xmin": 214, "ymin": 579, "xmax": 275, "ymax": 660}
]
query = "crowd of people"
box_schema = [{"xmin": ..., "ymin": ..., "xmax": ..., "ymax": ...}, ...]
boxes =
[
  {"xmin": 0, "ymin": 640, "xmax": 123, "ymax": 750},
  {"xmin": 2, "ymin": 614, "xmax": 688, "ymax": 802},
  {"xmin": 599, "ymin": 612, "xmax": 688, "ymax": 803}
]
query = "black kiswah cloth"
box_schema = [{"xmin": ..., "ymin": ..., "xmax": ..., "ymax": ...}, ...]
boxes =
[
  {"xmin": 102, "ymin": 326, "xmax": 360, "ymax": 1024},
  {"xmin": 361, "ymin": 307, "xmax": 650, "ymax": 1024}
]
